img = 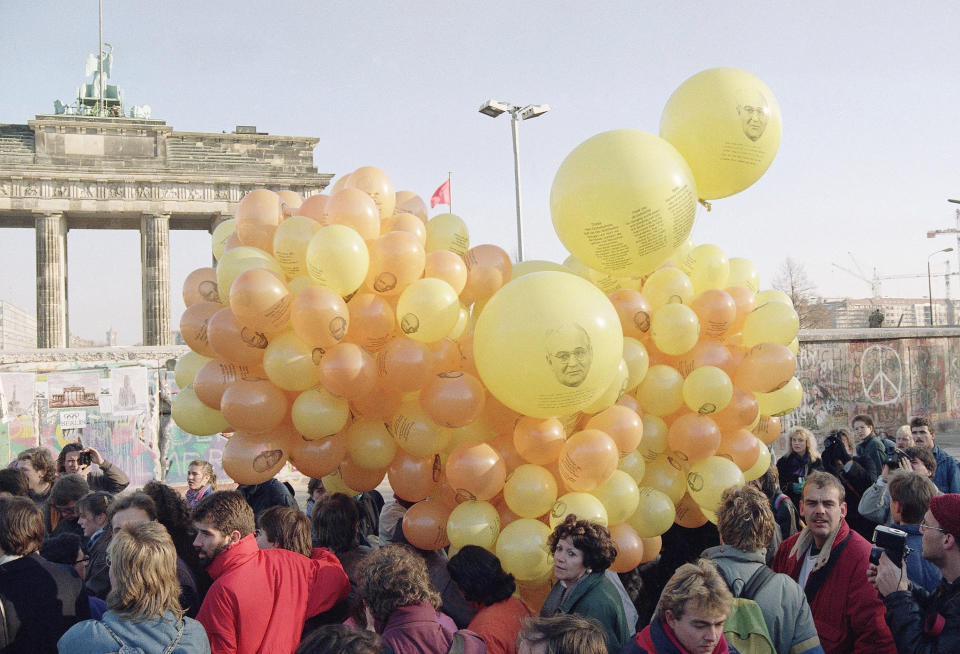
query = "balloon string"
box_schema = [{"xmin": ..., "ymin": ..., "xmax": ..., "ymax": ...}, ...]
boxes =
[{"xmin": 699, "ymin": 199, "xmax": 712, "ymax": 211}]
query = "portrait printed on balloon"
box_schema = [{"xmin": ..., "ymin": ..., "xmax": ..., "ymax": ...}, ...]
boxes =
[
  {"xmin": 736, "ymin": 88, "xmax": 770, "ymax": 142},
  {"xmin": 544, "ymin": 323, "xmax": 593, "ymax": 388}
]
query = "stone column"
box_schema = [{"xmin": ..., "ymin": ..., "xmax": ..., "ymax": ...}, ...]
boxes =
[
  {"xmin": 35, "ymin": 212, "xmax": 68, "ymax": 348},
  {"xmin": 141, "ymin": 213, "xmax": 171, "ymax": 345}
]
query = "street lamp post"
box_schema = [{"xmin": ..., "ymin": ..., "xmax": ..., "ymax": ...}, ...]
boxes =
[
  {"xmin": 928, "ymin": 247, "xmax": 953, "ymax": 325},
  {"xmin": 478, "ymin": 100, "xmax": 550, "ymax": 262}
]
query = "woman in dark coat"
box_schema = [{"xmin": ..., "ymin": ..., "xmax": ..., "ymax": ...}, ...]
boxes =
[{"xmin": 776, "ymin": 426, "xmax": 823, "ymax": 507}]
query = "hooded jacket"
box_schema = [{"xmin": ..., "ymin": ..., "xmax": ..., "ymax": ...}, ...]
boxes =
[{"xmin": 540, "ymin": 571, "xmax": 630, "ymax": 654}]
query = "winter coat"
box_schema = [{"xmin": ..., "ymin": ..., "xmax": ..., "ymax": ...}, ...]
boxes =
[
  {"xmin": 84, "ymin": 528, "xmax": 111, "ymax": 600},
  {"xmin": 771, "ymin": 519, "xmax": 895, "ymax": 654},
  {"xmin": 899, "ymin": 523, "xmax": 942, "ymax": 593},
  {"xmin": 85, "ymin": 460, "xmax": 130, "ymax": 494},
  {"xmin": 57, "ymin": 610, "xmax": 210, "ymax": 654},
  {"xmin": 777, "ymin": 452, "xmax": 822, "ymax": 507},
  {"xmin": 882, "ymin": 575, "xmax": 960, "ymax": 654},
  {"xmin": 467, "ymin": 596, "xmax": 534, "ymax": 654},
  {"xmin": 623, "ymin": 618, "xmax": 736, "ymax": 654},
  {"xmin": 857, "ymin": 478, "xmax": 890, "ymax": 525},
  {"xmin": 236, "ymin": 480, "xmax": 295, "ymax": 518},
  {"xmin": 931, "ymin": 446, "xmax": 960, "ymax": 493},
  {"xmin": 855, "ymin": 435, "xmax": 886, "ymax": 482},
  {"xmin": 196, "ymin": 534, "xmax": 349, "ymax": 654},
  {"xmin": 541, "ymin": 571, "xmax": 631, "ymax": 654},
  {"xmin": 379, "ymin": 602, "xmax": 485, "ymax": 654},
  {"xmin": 702, "ymin": 545, "xmax": 823, "ymax": 654}
]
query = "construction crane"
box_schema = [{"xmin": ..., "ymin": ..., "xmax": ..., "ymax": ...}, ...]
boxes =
[{"xmin": 831, "ymin": 252, "xmax": 954, "ymax": 297}]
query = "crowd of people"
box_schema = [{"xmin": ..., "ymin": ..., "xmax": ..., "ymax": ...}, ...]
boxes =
[{"xmin": 0, "ymin": 412, "xmax": 957, "ymax": 654}]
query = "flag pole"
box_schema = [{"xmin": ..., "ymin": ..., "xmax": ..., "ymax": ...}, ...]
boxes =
[{"xmin": 448, "ymin": 171, "xmax": 452, "ymax": 214}]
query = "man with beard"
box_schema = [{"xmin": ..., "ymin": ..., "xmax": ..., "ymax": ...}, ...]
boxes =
[{"xmin": 193, "ymin": 490, "xmax": 348, "ymax": 654}]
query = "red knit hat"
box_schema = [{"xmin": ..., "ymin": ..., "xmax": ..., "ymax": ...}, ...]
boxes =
[{"xmin": 929, "ymin": 494, "xmax": 960, "ymax": 539}]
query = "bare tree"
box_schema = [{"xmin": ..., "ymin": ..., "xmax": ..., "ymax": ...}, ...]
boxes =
[{"xmin": 772, "ymin": 258, "xmax": 831, "ymax": 329}]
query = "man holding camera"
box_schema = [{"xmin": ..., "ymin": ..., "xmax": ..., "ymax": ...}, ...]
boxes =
[
  {"xmin": 868, "ymin": 493, "xmax": 960, "ymax": 653},
  {"xmin": 909, "ymin": 417, "xmax": 960, "ymax": 494},
  {"xmin": 57, "ymin": 442, "xmax": 129, "ymax": 494}
]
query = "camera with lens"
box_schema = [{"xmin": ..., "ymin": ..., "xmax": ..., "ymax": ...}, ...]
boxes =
[
  {"xmin": 824, "ymin": 433, "xmax": 842, "ymax": 451},
  {"xmin": 883, "ymin": 448, "xmax": 909, "ymax": 469},
  {"xmin": 77, "ymin": 450, "xmax": 92, "ymax": 467},
  {"xmin": 870, "ymin": 525, "xmax": 910, "ymax": 567}
]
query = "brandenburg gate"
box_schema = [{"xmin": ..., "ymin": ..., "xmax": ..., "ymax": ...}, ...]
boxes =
[{"xmin": 0, "ymin": 115, "xmax": 331, "ymax": 347}]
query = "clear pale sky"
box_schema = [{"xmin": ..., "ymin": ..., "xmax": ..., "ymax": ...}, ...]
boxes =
[{"xmin": 3, "ymin": 2, "xmax": 960, "ymax": 344}]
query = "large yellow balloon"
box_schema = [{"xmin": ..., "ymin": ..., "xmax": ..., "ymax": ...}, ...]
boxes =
[
  {"xmin": 474, "ymin": 271, "xmax": 624, "ymax": 418},
  {"xmin": 305, "ymin": 225, "xmax": 370, "ymax": 296},
  {"xmin": 660, "ymin": 67, "xmax": 782, "ymax": 200},
  {"xmin": 173, "ymin": 351, "xmax": 212, "ymax": 389},
  {"xmin": 626, "ymin": 487, "xmax": 676, "ymax": 538},
  {"xmin": 171, "ymin": 385, "xmax": 230, "ymax": 436},
  {"xmin": 291, "ymin": 387, "xmax": 349, "ymax": 439},
  {"xmin": 496, "ymin": 519, "xmax": 554, "ymax": 581},
  {"xmin": 641, "ymin": 454, "xmax": 688, "ymax": 504},
  {"xmin": 618, "ymin": 450, "xmax": 647, "ymax": 484},
  {"xmin": 635, "ymin": 365, "xmax": 684, "ymax": 417},
  {"xmin": 727, "ymin": 257, "xmax": 759, "ymax": 293},
  {"xmin": 262, "ymin": 330, "xmax": 321, "ymax": 391},
  {"xmin": 550, "ymin": 129, "xmax": 698, "ymax": 277},
  {"xmin": 512, "ymin": 260, "xmax": 569, "ymax": 279},
  {"xmin": 504, "ymin": 464, "xmax": 559, "ymax": 519},
  {"xmin": 651, "ymin": 304, "xmax": 700, "ymax": 356},
  {"xmin": 685, "ymin": 244, "xmax": 730, "ymax": 295},
  {"xmin": 589, "ymin": 470, "xmax": 640, "ymax": 526},
  {"xmin": 742, "ymin": 301, "xmax": 800, "ymax": 347},
  {"xmin": 216, "ymin": 246, "xmax": 284, "ymax": 300},
  {"xmin": 345, "ymin": 419, "xmax": 397, "ymax": 470},
  {"xmin": 396, "ymin": 278, "xmax": 461, "ymax": 343},
  {"xmin": 682, "ymin": 365, "xmax": 733, "ymax": 415},
  {"xmin": 642, "ymin": 268, "xmax": 695, "ymax": 311},
  {"xmin": 446, "ymin": 500, "xmax": 500, "ymax": 551},
  {"xmin": 743, "ymin": 447, "xmax": 773, "ymax": 482},
  {"xmin": 273, "ymin": 215, "xmax": 321, "ymax": 279},
  {"xmin": 425, "ymin": 213, "xmax": 470, "ymax": 255},
  {"xmin": 755, "ymin": 377, "xmax": 803, "ymax": 417},
  {"xmin": 549, "ymin": 492, "xmax": 608, "ymax": 528},
  {"xmin": 687, "ymin": 456, "xmax": 746, "ymax": 513}
]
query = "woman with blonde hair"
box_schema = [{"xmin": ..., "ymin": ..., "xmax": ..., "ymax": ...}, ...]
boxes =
[
  {"xmin": 57, "ymin": 521, "xmax": 210, "ymax": 653},
  {"xmin": 184, "ymin": 459, "xmax": 216, "ymax": 509},
  {"xmin": 776, "ymin": 426, "xmax": 822, "ymax": 506}
]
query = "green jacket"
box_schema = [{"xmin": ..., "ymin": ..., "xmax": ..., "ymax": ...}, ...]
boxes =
[{"xmin": 541, "ymin": 571, "xmax": 631, "ymax": 654}]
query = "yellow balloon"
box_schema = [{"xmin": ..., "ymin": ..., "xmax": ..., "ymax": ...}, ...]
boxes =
[
  {"xmin": 682, "ymin": 366, "xmax": 733, "ymax": 415},
  {"xmin": 273, "ymin": 215, "xmax": 321, "ymax": 279},
  {"xmin": 687, "ymin": 456, "xmax": 746, "ymax": 513},
  {"xmin": 651, "ymin": 304, "xmax": 700, "ymax": 356},
  {"xmin": 392, "ymin": 398, "xmax": 449, "ymax": 457},
  {"xmin": 787, "ymin": 338, "xmax": 799, "ymax": 356},
  {"xmin": 216, "ymin": 246, "xmax": 283, "ymax": 300},
  {"xmin": 305, "ymin": 225, "xmax": 370, "ymax": 296},
  {"xmin": 172, "ymin": 385, "xmax": 229, "ymax": 436},
  {"xmin": 512, "ymin": 259, "xmax": 569, "ymax": 279},
  {"xmin": 638, "ymin": 415, "xmax": 669, "ymax": 461},
  {"xmin": 288, "ymin": 275, "xmax": 322, "ymax": 294},
  {"xmin": 590, "ymin": 470, "xmax": 641, "ymax": 526},
  {"xmin": 174, "ymin": 351, "xmax": 212, "ymax": 389},
  {"xmin": 685, "ymin": 244, "xmax": 730, "ymax": 295},
  {"xmin": 742, "ymin": 301, "xmax": 799, "ymax": 347},
  {"xmin": 626, "ymin": 487, "xmax": 676, "ymax": 538},
  {"xmin": 291, "ymin": 387, "xmax": 349, "ymax": 439},
  {"xmin": 619, "ymin": 450, "xmax": 647, "ymax": 484},
  {"xmin": 446, "ymin": 500, "xmax": 500, "ymax": 550},
  {"xmin": 582, "ymin": 359, "xmax": 629, "ymax": 414},
  {"xmin": 396, "ymin": 278, "xmax": 461, "ymax": 343},
  {"xmin": 635, "ymin": 365, "xmax": 684, "ymax": 417},
  {"xmin": 262, "ymin": 330, "xmax": 321, "ymax": 391},
  {"xmin": 346, "ymin": 419, "xmax": 397, "ymax": 470},
  {"xmin": 563, "ymin": 255, "xmax": 632, "ymax": 295},
  {"xmin": 443, "ymin": 420, "xmax": 496, "ymax": 451},
  {"xmin": 549, "ymin": 492, "xmax": 608, "ymax": 528},
  {"xmin": 425, "ymin": 213, "xmax": 470, "ymax": 255},
  {"xmin": 212, "ymin": 219, "xmax": 236, "ymax": 262},
  {"xmin": 755, "ymin": 377, "xmax": 803, "ymax": 417},
  {"xmin": 473, "ymin": 272, "xmax": 624, "ymax": 418},
  {"xmin": 667, "ymin": 237, "xmax": 695, "ymax": 269},
  {"xmin": 447, "ymin": 306, "xmax": 470, "ymax": 341},
  {"xmin": 743, "ymin": 447, "xmax": 773, "ymax": 482},
  {"xmin": 504, "ymin": 464, "xmax": 559, "ymax": 519},
  {"xmin": 754, "ymin": 289, "xmax": 793, "ymax": 307},
  {"xmin": 551, "ymin": 129, "xmax": 698, "ymax": 277},
  {"xmin": 496, "ymin": 518, "xmax": 554, "ymax": 581},
  {"xmin": 622, "ymin": 338, "xmax": 650, "ymax": 392},
  {"xmin": 642, "ymin": 267, "xmax": 695, "ymax": 311},
  {"xmin": 323, "ymin": 468, "xmax": 359, "ymax": 496},
  {"xmin": 641, "ymin": 454, "xmax": 688, "ymax": 504},
  {"xmin": 728, "ymin": 257, "xmax": 759, "ymax": 293},
  {"xmin": 660, "ymin": 67, "xmax": 782, "ymax": 200}
]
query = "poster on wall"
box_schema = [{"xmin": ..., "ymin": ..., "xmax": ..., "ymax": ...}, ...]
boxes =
[
  {"xmin": 0, "ymin": 373, "xmax": 37, "ymax": 423},
  {"xmin": 47, "ymin": 372, "xmax": 100, "ymax": 409},
  {"xmin": 110, "ymin": 367, "xmax": 148, "ymax": 416}
]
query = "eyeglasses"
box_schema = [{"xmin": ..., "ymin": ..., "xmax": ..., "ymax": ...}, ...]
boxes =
[{"xmin": 920, "ymin": 522, "xmax": 947, "ymax": 534}]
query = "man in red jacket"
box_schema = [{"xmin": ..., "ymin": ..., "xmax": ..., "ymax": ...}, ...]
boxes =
[
  {"xmin": 771, "ymin": 471, "xmax": 895, "ymax": 654},
  {"xmin": 193, "ymin": 490, "xmax": 349, "ymax": 654}
]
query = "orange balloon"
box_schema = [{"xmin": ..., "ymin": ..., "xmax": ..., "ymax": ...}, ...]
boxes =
[
  {"xmin": 288, "ymin": 431, "xmax": 348, "ymax": 479},
  {"xmin": 493, "ymin": 494, "xmax": 523, "ymax": 529},
  {"xmin": 616, "ymin": 393, "xmax": 641, "ymax": 414},
  {"xmin": 424, "ymin": 250, "xmax": 468, "ymax": 295},
  {"xmin": 207, "ymin": 307, "xmax": 269, "ymax": 365},
  {"xmin": 377, "ymin": 336, "xmax": 433, "ymax": 392},
  {"xmin": 235, "ymin": 189, "xmax": 282, "ymax": 252},
  {"xmin": 183, "ymin": 267, "xmax": 222, "ymax": 306},
  {"xmin": 222, "ymin": 232, "xmax": 242, "ymax": 254},
  {"xmin": 674, "ymin": 493, "xmax": 708, "ymax": 528},
  {"xmin": 726, "ymin": 285, "xmax": 756, "ymax": 334},
  {"xmin": 673, "ymin": 341, "xmax": 735, "ymax": 378},
  {"xmin": 394, "ymin": 191, "xmax": 429, "ymax": 222},
  {"xmin": 427, "ymin": 338, "xmax": 462, "ymax": 375},
  {"xmin": 734, "ymin": 343, "xmax": 796, "ymax": 393},
  {"xmin": 609, "ymin": 289, "xmax": 652, "ymax": 341},
  {"xmin": 667, "ymin": 414, "xmax": 721, "ymax": 462},
  {"xmin": 389, "ymin": 452, "xmax": 441, "ymax": 502},
  {"xmin": 514, "ymin": 417, "xmax": 566, "ymax": 465},
  {"xmin": 290, "ymin": 286, "xmax": 349, "ymax": 348},
  {"xmin": 461, "ymin": 245, "xmax": 512, "ymax": 304},
  {"xmin": 712, "ymin": 388, "xmax": 760, "ymax": 432},
  {"xmin": 391, "ymin": 399, "xmax": 449, "ymax": 457},
  {"xmin": 319, "ymin": 343, "xmax": 377, "ymax": 399},
  {"xmin": 381, "ymin": 212, "xmax": 427, "ymax": 244},
  {"xmin": 484, "ymin": 394, "xmax": 522, "ymax": 435},
  {"xmin": 325, "ymin": 188, "xmax": 380, "ymax": 240},
  {"xmin": 277, "ymin": 190, "xmax": 302, "ymax": 216},
  {"xmin": 717, "ymin": 428, "xmax": 763, "ymax": 471},
  {"xmin": 298, "ymin": 194, "xmax": 329, "ymax": 223},
  {"xmin": 345, "ymin": 293, "xmax": 396, "ymax": 352},
  {"xmin": 445, "ymin": 442, "xmax": 507, "ymax": 501},
  {"xmin": 229, "ymin": 268, "xmax": 291, "ymax": 333},
  {"xmin": 180, "ymin": 301, "xmax": 222, "ymax": 358},
  {"xmin": 339, "ymin": 458, "xmax": 386, "ymax": 492},
  {"xmin": 364, "ymin": 231, "xmax": 426, "ymax": 296},
  {"xmin": 350, "ymin": 379, "xmax": 403, "ymax": 421},
  {"xmin": 691, "ymin": 289, "xmax": 737, "ymax": 341},
  {"xmin": 194, "ymin": 359, "xmax": 258, "ymax": 410},
  {"xmin": 752, "ymin": 415, "xmax": 782, "ymax": 445},
  {"xmin": 222, "ymin": 425, "xmax": 292, "ymax": 484},
  {"xmin": 346, "ymin": 165, "xmax": 396, "ymax": 220},
  {"xmin": 457, "ymin": 334, "xmax": 478, "ymax": 376},
  {"xmin": 402, "ymin": 499, "xmax": 452, "ymax": 550},
  {"xmin": 585, "ymin": 406, "xmax": 644, "ymax": 457},
  {"xmin": 491, "ymin": 432, "xmax": 526, "ymax": 474},
  {"xmin": 642, "ymin": 455, "xmax": 689, "ymax": 504},
  {"xmin": 420, "ymin": 371, "xmax": 486, "ymax": 428},
  {"xmin": 640, "ymin": 535, "xmax": 662, "ymax": 563},
  {"xmin": 558, "ymin": 430, "xmax": 619, "ymax": 492},
  {"xmin": 220, "ymin": 377, "xmax": 288, "ymax": 432},
  {"xmin": 608, "ymin": 522, "xmax": 645, "ymax": 573}
]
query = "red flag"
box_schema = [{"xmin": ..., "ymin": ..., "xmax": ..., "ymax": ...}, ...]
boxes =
[{"xmin": 430, "ymin": 179, "xmax": 450, "ymax": 208}]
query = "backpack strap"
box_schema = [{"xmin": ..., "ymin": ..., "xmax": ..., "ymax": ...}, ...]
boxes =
[
  {"xmin": 739, "ymin": 565, "xmax": 776, "ymax": 601},
  {"xmin": 160, "ymin": 619, "xmax": 185, "ymax": 654}
]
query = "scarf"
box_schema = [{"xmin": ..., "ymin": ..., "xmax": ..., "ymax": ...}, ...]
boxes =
[
  {"xmin": 185, "ymin": 485, "xmax": 212, "ymax": 508},
  {"xmin": 661, "ymin": 618, "xmax": 730, "ymax": 654}
]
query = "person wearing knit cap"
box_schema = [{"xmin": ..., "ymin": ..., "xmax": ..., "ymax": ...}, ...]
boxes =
[{"xmin": 868, "ymin": 493, "xmax": 960, "ymax": 653}]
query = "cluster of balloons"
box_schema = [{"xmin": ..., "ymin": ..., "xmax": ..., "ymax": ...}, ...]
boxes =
[{"xmin": 170, "ymin": 66, "xmax": 793, "ymax": 605}]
